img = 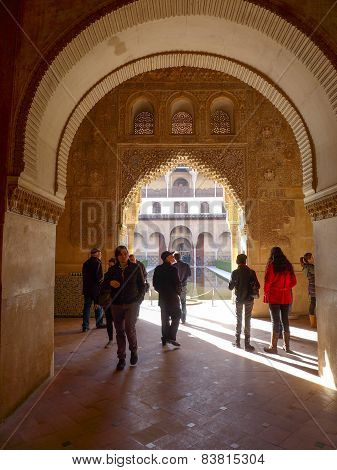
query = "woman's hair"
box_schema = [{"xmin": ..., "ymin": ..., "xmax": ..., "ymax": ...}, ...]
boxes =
[
  {"xmin": 268, "ymin": 246, "xmax": 294, "ymax": 274},
  {"xmin": 303, "ymin": 252, "xmax": 313, "ymax": 262},
  {"xmin": 114, "ymin": 245, "xmax": 128, "ymax": 258},
  {"xmin": 108, "ymin": 257, "xmax": 116, "ymax": 264}
]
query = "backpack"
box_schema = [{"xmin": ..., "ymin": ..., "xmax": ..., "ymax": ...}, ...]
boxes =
[{"xmin": 249, "ymin": 271, "xmax": 260, "ymax": 299}]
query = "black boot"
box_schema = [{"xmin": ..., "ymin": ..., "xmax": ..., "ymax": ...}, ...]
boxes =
[
  {"xmin": 232, "ymin": 335, "xmax": 241, "ymax": 348},
  {"xmin": 245, "ymin": 336, "xmax": 255, "ymax": 352},
  {"xmin": 116, "ymin": 358, "xmax": 126, "ymax": 371},
  {"xmin": 130, "ymin": 351, "xmax": 138, "ymax": 366}
]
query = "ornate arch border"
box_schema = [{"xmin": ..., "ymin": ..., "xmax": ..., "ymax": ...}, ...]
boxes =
[
  {"xmin": 118, "ymin": 145, "xmax": 246, "ymax": 209},
  {"xmin": 17, "ymin": 0, "xmax": 337, "ymax": 196},
  {"xmin": 56, "ymin": 52, "xmax": 314, "ymax": 200}
]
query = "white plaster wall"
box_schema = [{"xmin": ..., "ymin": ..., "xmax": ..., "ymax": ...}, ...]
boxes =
[
  {"xmin": 314, "ymin": 217, "xmax": 337, "ymax": 389},
  {"xmin": 27, "ymin": 15, "xmax": 337, "ymax": 198}
]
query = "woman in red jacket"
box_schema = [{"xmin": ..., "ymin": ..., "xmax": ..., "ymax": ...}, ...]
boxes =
[{"xmin": 263, "ymin": 247, "xmax": 297, "ymax": 354}]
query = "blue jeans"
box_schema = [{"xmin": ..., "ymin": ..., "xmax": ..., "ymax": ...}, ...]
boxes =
[{"xmin": 82, "ymin": 294, "xmax": 104, "ymax": 329}]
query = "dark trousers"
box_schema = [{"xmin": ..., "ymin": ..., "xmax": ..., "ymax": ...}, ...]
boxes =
[
  {"xmin": 180, "ymin": 285, "xmax": 187, "ymax": 322},
  {"xmin": 309, "ymin": 297, "xmax": 316, "ymax": 315},
  {"xmin": 105, "ymin": 307, "xmax": 114, "ymax": 341},
  {"xmin": 235, "ymin": 299, "xmax": 254, "ymax": 338},
  {"xmin": 111, "ymin": 303, "xmax": 139, "ymax": 358},
  {"xmin": 160, "ymin": 304, "xmax": 181, "ymax": 342},
  {"xmin": 82, "ymin": 294, "xmax": 104, "ymax": 329},
  {"xmin": 269, "ymin": 304, "xmax": 290, "ymax": 333}
]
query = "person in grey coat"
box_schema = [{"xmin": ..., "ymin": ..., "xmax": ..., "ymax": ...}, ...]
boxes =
[
  {"xmin": 153, "ymin": 251, "xmax": 182, "ymax": 347},
  {"xmin": 300, "ymin": 252, "xmax": 316, "ymax": 328},
  {"xmin": 228, "ymin": 253, "xmax": 260, "ymax": 351}
]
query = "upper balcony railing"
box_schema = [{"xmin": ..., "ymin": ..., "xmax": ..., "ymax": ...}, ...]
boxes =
[
  {"xmin": 138, "ymin": 213, "xmax": 226, "ymax": 220},
  {"xmin": 141, "ymin": 187, "xmax": 224, "ymax": 198}
]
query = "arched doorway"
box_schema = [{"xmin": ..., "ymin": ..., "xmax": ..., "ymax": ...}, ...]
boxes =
[{"xmin": 2, "ymin": 1, "xmax": 337, "ymax": 419}]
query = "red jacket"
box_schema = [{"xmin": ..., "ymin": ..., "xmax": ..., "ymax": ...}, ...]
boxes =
[{"xmin": 263, "ymin": 263, "xmax": 297, "ymax": 304}]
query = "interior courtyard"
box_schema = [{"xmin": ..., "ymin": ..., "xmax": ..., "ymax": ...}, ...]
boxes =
[{"xmin": 1, "ymin": 0, "xmax": 337, "ymax": 451}]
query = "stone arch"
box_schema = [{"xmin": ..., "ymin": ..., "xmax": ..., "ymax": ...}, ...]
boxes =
[
  {"xmin": 170, "ymin": 225, "xmax": 193, "ymax": 239},
  {"xmin": 54, "ymin": 53, "xmax": 316, "ymax": 201},
  {"xmin": 134, "ymin": 232, "xmax": 146, "ymax": 253},
  {"xmin": 15, "ymin": 0, "xmax": 337, "ymax": 205},
  {"xmin": 196, "ymin": 231, "xmax": 215, "ymax": 266},
  {"xmin": 120, "ymin": 146, "xmax": 245, "ymax": 209},
  {"xmin": 148, "ymin": 231, "xmax": 166, "ymax": 262}
]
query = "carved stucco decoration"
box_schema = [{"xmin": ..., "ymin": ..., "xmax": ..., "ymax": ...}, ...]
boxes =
[
  {"xmin": 246, "ymin": 198, "xmax": 295, "ymax": 248},
  {"xmin": 119, "ymin": 146, "xmax": 246, "ymax": 210},
  {"xmin": 263, "ymin": 169, "xmax": 275, "ymax": 181},
  {"xmin": 52, "ymin": 53, "xmax": 314, "ymax": 201},
  {"xmin": 305, "ymin": 193, "xmax": 337, "ymax": 221},
  {"xmin": 7, "ymin": 186, "xmax": 63, "ymax": 224}
]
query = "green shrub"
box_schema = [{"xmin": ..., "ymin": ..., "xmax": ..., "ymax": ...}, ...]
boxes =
[{"xmin": 215, "ymin": 259, "xmax": 232, "ymax": 272}]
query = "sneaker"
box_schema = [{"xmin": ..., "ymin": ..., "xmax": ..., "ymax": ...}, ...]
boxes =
[
  {"xmin": 232, "ymin": 341, "xmax": 241, "ymax": 348},
  {"xmin": 96, "ymin": 323, "xmax": 106, "ymax": 329},
  {"xmin": 245, "ymin": 344, "xmax": 255, "ymax": 352},
  {"xmin": 161, "ymin": 339, "xmax": 167, "ymax": 346},
  {"xmin": 168, "ymin": 340, "xmax": 181, "ymax": 347},
  {"xmin": 116, "ymin": 359, "xmax": 126, "ymax": 371},
  {"xmin": 82, "ymin": 327, "xmax": 89, "ymax": 332},
  {"xmin": 130, "ymin": 352, "xmax": 138, "ymax": 366},
  {"xmin": 105, "ymin": 340, "xmax": 113, "ymax": 349}
]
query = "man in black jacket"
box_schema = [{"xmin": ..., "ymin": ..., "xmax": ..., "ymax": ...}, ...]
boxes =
[
  {"xmin": 82, "ymin": 248, "xmax": 105, "ymax": 332},
  {"xmin": 153, "ymin": 251, "xmax": 182, "ymax": 347},
  {"xmin": 104, "ymin": 246, "xmax": 146, "ymax": 370},
  {"xmin": 228, "ymin": 253, "xmax": 260, "ymax": 351},
  {"xmin": 174, "ymin": 252, "xmax": 191, "ymax": 323}
]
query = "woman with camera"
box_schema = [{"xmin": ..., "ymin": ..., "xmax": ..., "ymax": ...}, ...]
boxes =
[{"xmin": 300, "ymin": 253, "xmax": 316, "ymax": 328}]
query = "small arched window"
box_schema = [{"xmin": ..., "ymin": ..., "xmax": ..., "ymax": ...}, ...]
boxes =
[
  {"xmin": 152, "ymin": 202, "xmax": 161, "ymax": 214},
  {"xmin": 174, "ymin": 202, "xmax": 188, "ymax": 213},
  {"xmin": 201, "ymin": 202, "xmax": 210, "ymax": 214},
  {"xmin": 211, "ymin": 110, "xmax": 231, "ymax": 134},
  {"xmin": 172, "ymin": 112, "xmax": 193, "ymax": 134},
  {"xmin": 134, "ymin": 111, "xmax": 154, "ymax": 135},
  {"xmin": 173, "ymin": 178, "xmax": 189, "ymax": 188}
]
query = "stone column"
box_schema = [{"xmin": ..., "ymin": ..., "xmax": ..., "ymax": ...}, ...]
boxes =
[
  {"xmin": 164, "ymin": 171, "xmax": 172, "ymax": 198},
  {"xmin": 190, "ymin": 170, "xmax": 198, "ymax": 197},
  {"xmin": 127, "ymin": 224, "xmax": 136, "ymax": 253},
  {"xmin": 225, "ymin": 195, "xmax": 240, "ymax": 269},
  {"xmin": 122, "ymin": 190, "xmax": 141, "ymax": 252},
  {"xmin": 118, "ymin": 223, "xmax": 128, "ymax": 245}
]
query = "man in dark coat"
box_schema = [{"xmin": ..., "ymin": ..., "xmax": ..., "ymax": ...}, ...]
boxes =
[
  {"xmin": 82, "ymin": 248, "xmax": 105, "ymax": 332},
  {"xmin": 153, "ymin": 251, "xmax": 182, "ymax": 347},
  {"xmin": 104, "ymin": 246, "xmax": 146, "ymax": 371},
  {"xmin": 228, "ymin": 253, "xmax": 260, "ymax": 351},
  {"xmin": 174, "ymin": 252, "xmax": 191, "ymax": 323}
]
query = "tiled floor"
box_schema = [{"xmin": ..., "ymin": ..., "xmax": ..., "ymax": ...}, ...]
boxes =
[{"xmin": 1, "ymin": 300, "xmax": 337, "ymax": 450}]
